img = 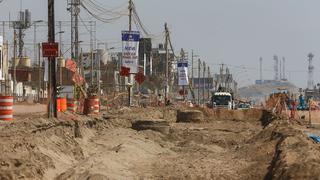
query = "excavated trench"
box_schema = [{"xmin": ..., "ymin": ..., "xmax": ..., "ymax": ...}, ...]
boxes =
[{"xmin": 0, "ymin": 108, "xmax": 318, "ymax": 180}]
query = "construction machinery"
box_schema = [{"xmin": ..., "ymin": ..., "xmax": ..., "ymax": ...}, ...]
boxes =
[{"xmin": 265, "ymin": 88, "xmax": 290, "ymax": 115}]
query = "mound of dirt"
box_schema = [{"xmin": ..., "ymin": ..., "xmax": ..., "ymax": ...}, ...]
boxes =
[{"xmin": 0, "ymin": 107, "xmax": 318, "ymax": 179}]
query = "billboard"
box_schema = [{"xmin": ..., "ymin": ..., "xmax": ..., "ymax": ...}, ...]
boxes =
[
  {"xmin": 178, "ymin": 60, "xmax": 189, "ymax": 86},
  {"xmin": 122, "ymin": 31, "xmax": 140, "ymax": 74},
  {"xmin": 192, "ymin": 77, "xmax": 214, "ymax": 89}
]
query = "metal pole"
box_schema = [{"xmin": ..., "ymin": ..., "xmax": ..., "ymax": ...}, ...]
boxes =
[
  {"xmin": 59, "ymin": 21, "xmax": 62, "ymax": 86},
  {"xmin": 70, "ymin": 0, "xmax": 74, "ymax": 58},
  {"xmin": 59, "ymin": 21, "xmax": 62, "ymax": 56},
  {"xmin": 203, "ymin": 62, "xmax": 206, "ymax": 106},
  {"xmin": 98, "ymin": 51, "xmax": 101, "ymax": 96},
  {"xmin": 207, "ymin": 66, "xmax": 210, "ymax": 100},
  {"xmin": 48, "ymin": 0, "xmax": 57, "ymax": 118},
  {"xmin": 34, "ymin": 24, "xmax": 37, "ymax": 66},
  {"xmin": 165, "ymin": 23, "xmax": 169, "ymax": 105},
  {"xmin": 2, "ymin": 22, "xmax": 5, "ymax": 41},
  {"xmin": 191, "ymin": 50, "xmax": 193, "ymax": 87},
  {"xmin": 13, "ymin": 30, "xmax": 17, "ymax": 99},
  {"xmin": 38, "ymin": 43, "xmax": 41, "ymax": 102},
  {"xmin": 128, "ymin": 0, "xmax": 133, "ymax": 107},
  {"xmin": 90, "ymin": 21, "xmax": 93, "ymax": 85},
  {"xmin": 129, "ymin": 0, "xmax": 132, "ymax": 32},
  {"xmin": 18, "ymin": 27, "xmax": 23, "ymax": 65},
  {"xmin": 74, "ymin": 0, "xmax": 79, "ymax": 63},
  {"xmin": 198, "ymin": 59, "xmax": 201, "ymax": 105},
  {"xmin": 91, "ymin": 49, "xmax": 93, "ymax": 85}
]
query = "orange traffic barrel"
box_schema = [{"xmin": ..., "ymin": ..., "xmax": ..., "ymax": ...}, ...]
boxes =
[
  {"xmin": 57, "ymin": 98, "xmax": 62, "ymax": 112},
  {"xmin": 60, "ymin": 98, "xmax": 67, "ymax": 112},
  {"xmin": 0, "ymin": 96, "xmax": 13, "ymax": 121},
  {"xmin": 84, "ymin": 96, "xmax": 100, "ymax": 115},
  {"xmin": 67, "ymin": 98, "xmax": 77, "ymax": 113}
]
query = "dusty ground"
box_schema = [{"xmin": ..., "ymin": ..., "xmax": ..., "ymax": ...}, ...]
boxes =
[{"xmin": 0, "ymin": 106, "xmax": 319, "ymax": 180}]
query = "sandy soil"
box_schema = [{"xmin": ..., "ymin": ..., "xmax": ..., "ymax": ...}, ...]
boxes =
[
  {"xmin": 0, "ymin": 107, "xmax": 319, "ymax": 180},
  {"xmin": 13, "ymin": 104, "xmax": 47, "ymax": 115}
]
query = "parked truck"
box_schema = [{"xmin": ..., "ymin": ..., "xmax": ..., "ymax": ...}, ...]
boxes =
[{"xmin": 211, "ymin": 91, "xmax": 234, "ymax": 110}]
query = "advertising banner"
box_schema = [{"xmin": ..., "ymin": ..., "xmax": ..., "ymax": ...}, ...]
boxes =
[
  {"xmin": 178, "ymin": 60, "xmax": 189, "ymax": 86},
  {"xmin": 122, "ymin": 31, "xmax": 140, "ymax": 74}
]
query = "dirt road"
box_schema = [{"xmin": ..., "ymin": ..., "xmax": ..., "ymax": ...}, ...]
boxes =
[{"xmin": 0, "ymin": 107, "xmax": 319, "ymax": 179}]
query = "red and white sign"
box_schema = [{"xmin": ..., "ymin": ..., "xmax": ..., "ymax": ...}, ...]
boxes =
[{"xmin": 42, "ymin": 42, "xmax": 59, "ymax": 57}]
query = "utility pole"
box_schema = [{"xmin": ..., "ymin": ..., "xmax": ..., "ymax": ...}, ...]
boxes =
[
  {"xmin": 97, "ymin": 50, "xmax": 101, "ymax": 97},
  {"xmin": 198, "ymin": 59, "xmax": 201, "ymax": 105},
  {"xmin": 70, "ymin": 0, "xmax": 74, "ymax": 58},
  {"xmin": 13, "ymin": 30, "xmax": 17, "ymax": 98},
  {"xmin": 207, "ymin": 66, "xmax": 210, "ymax": 100},
  {"xmin": 59, "ymin": 21, "xmax": 62, "ymax": 86},
  {"xmin": 127, "ymin": 0, "xmax": 133, "ymax": 107},
  {"xmin": 59, "ymin": 21, "xmax": 62, "ymax": 55},
  {"xmin": 90, "ymin": 49, "xmax": 94, "ymax": 85},
  {"xmin": 165, "ymin": 22, "xmax": 169, "ymax": 105},
  {"xmin": 191, "ymin": 50, "xmax": 194, "ymax": 86},
  {"xmin": 48, "ymin": 0, "xmax": 57, "ymax": 118},
  {"xmin": 202, "ymin": 62, "xmax": 206, "ymax": 106},
  {"xmin": 90, "ymin": 21, "xmax": 93, "ymax": 85},
  {"xmin": 2, "ymin": 22, "xmax": 5, "ymax": 41},
  {"xmin": 34, "ymin": 23, "xmax": 37, "ymax": 66},
  {"xmin": 129, "ymin": 0, "xmax": 132, "ymax": 31},
  {"xmin": 74, "ymin": 0, "xmax": 80, "ymax": 64},
  {"xmin": 38, "ymin": 43, "xmax": 41, "ymax": 102}
]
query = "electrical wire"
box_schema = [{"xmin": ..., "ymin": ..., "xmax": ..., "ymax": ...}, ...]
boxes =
[{"xmin": 81, "ymin": 0, "xmax": 126, "ymax": 23}]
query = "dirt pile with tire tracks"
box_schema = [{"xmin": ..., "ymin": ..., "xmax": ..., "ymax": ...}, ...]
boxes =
[{"xmin": 0, "ymin": 107, "xmax": 319, "ymax": 179}]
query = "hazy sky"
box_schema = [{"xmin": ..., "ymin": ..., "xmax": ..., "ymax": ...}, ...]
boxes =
[{"xmin": 1, "ymin": 0, "xmax": 320, "ymax": 88}]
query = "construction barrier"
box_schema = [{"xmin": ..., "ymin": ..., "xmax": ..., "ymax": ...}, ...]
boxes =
[
  {"xmin": 0, "ymin": 96, "xmax": 13, "ymax": 121},
  {"xmin": 57, "ymin": 98, "xmax": 61, "ymax": 112},
  {"xmin": 60, "ymin": 98, "xmax": 67, "ymax": 112},
  {"xmin": 57, "ymin": 97, "xmax": 67, "ymax": 112},
  {"xmin": 84, "ymin": 96, "xmax": 100, "ymax": 115},
  {"xmin": 67, "ymin": 98, "xmax": 77, "ymax": 113}
]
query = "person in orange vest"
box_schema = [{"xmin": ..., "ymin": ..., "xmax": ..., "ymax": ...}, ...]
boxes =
[{"xmin": 290, "ymin": 98, "xmax": 297, "ymax": 119}]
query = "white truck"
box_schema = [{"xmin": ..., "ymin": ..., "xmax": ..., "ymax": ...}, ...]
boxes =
[{"xmin": 212, "ymin": 92, "xmax": 234, "ymax": 110}]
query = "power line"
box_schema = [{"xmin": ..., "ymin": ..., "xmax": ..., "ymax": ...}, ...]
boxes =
[{"xmin": 81, "ymin": 0, "xmax": 126, "ymax": 23}]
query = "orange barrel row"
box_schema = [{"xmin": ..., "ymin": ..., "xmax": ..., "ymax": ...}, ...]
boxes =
[
  {"xmin": 67, "ymin": 98, "xmax": 77, "ymax": 113},
  {"xmin": 84, "ymin": 96, "xmax": 100, "ymax": 115},
  {"xmin": 0, "ymin": 96, "xmax": 13, "ymax": 121},
  {"xmin": 57, "ymin": 97, "xmax": 67, "ymax": 112}
]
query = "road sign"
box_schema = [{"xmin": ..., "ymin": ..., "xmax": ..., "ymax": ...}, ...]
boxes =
[
  {"xmin": 120, "ymin": 66, "xmax": 130, "ymax": 77},
  {"xmin": 135, "ymin": 71, "xmax": 145, "ymax": 85},
  {"xmin": 42, "ymin": 42, "xmax": 59, "ymax": 57}
]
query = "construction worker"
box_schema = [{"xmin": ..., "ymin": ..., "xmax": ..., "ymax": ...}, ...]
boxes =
[{"xmin": 290, "ymin": 98, "xmax": 297, "ymax": 119}]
